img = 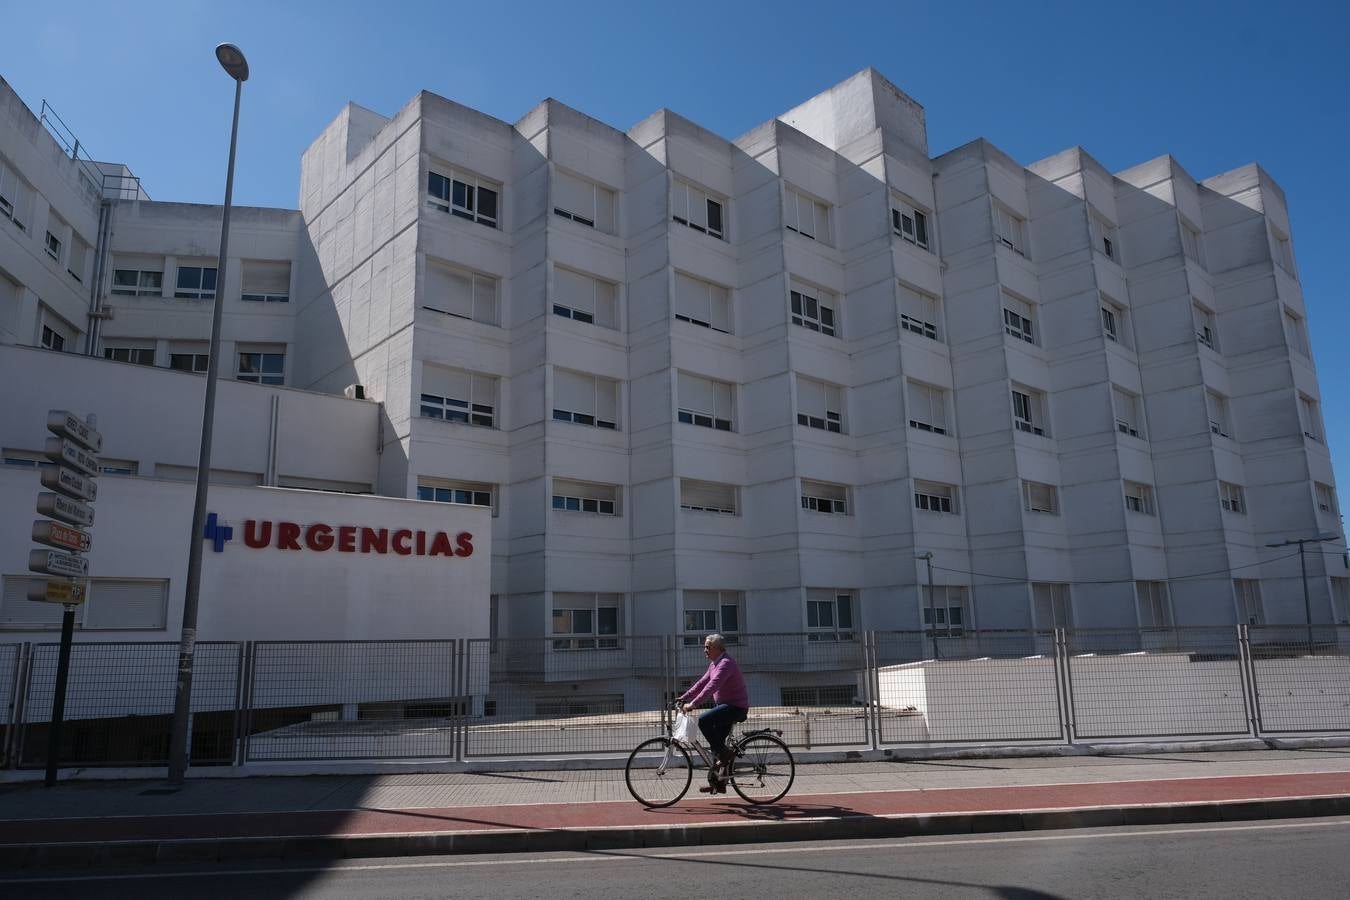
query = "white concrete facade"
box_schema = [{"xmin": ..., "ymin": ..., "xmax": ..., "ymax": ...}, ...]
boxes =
[{"xmin": 1, "ymin": 67, "xmax": 1345, "ymax": 648}]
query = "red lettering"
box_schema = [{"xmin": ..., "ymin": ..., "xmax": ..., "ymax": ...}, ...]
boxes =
[
  {"xmin": 455, "ymin": 532, "xmax": 474, "ymax": 557},
  {"xmin": 277, "ymin": 521, "xmax": 302, "ymax": 550},
  {"xmin": 392, "ymin": 529, "xmax": 413, "ymax": 555},
  {"xmin": 415, "ymin": 530, "xmax": 426, "ymax": 556},
  {"xmin": 306, "ymin": 523, "xmax": 334, "ymax": 551},
  {"xmin": 338, "ymin": 526, "xmax": 357, "ymax": 553},
  {"xmin": 243, "ymin": 520, "xmax": 271, "ymax": 549},
  {"xmin": 428, "ymin": 531, "xmax": 455, "ymax": 557},
  {"xmin": 360, "ymin": 527, "xmax": 388, "ymax": 554}
]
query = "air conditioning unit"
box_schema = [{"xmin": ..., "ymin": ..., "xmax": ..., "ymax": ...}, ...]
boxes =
[{"xmin": 343, "ymin": 384, "xmax": 366, "ymax": 400}]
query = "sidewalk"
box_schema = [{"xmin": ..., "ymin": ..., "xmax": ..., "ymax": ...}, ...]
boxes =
[{"xmin": 2, "ymin": 748, "xmax": 1350, "ymax": 868}]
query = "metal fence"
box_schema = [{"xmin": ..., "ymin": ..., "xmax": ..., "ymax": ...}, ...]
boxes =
[{"xmin": 1, "ymin": 625, "xmax": 1348, "ymax": 770}]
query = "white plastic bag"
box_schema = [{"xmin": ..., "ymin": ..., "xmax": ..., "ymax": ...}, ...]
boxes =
[{"xmin": 672, "ymin": 712, "xmax": 700, "ymax": 744}]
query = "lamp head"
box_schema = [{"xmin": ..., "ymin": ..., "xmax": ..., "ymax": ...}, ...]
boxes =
[{"xmin": 215, "ymin": 43, "xmax": 249, "ymax": 81}]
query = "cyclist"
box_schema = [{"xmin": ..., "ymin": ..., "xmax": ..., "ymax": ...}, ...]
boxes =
[{"xmin": 679, "ymin": 633, "xmax": 749, "ymax": 793}]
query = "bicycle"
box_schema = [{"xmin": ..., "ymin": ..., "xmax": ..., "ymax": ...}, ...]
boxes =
[{"xmin": 625, "ymin": 704, "xmax": 796, "ymax": 808}]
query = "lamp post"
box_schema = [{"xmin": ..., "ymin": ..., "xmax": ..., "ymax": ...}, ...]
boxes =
[
  {"xmin": 1265, "ymin": 532, "xmax": 1339, "ymax": 650},
  {"xmin": 916, "ymin": 551, "xmax": 936, "ymax": 659},
  {"xmin": 166, "ymin": 43, "xmax": 249, "ymax": 786}
]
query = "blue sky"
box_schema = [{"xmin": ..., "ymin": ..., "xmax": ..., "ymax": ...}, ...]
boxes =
[{"xmin": 5, "ymin": 0, "xmax": 1347, "ymax": 514}]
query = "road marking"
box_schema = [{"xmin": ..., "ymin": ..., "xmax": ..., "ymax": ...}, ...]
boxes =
[{"xmin": 1, "ymin": 817, "xmax": 1347, "ymax": 884}]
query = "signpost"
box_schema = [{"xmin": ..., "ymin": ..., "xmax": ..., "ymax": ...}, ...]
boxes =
[{"xmin": 27, "ymin": 410, "xmax": 101, "ymax": 788}]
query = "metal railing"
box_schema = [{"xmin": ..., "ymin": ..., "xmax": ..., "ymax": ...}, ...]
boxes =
[{"xmin": 1, "ymin": 625, "xmax": 1348, "ymax": 770}]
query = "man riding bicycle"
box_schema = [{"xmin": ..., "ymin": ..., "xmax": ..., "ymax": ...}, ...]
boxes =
[{"xmin": 679, "ymin": 633, "xmax": 749, "ymax": 793}]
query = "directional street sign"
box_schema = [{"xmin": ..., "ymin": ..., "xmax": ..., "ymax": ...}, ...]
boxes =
[
  {"xmin": 46, "ymin": 410, "xmax": 102, "ymax": 452},
  {"xmin": 37, "ymin": 492, "xmax": 95, "ymax": 527},
  {"xmin": 27, "ymin": 580, "xmax": 88, "ymax": 605},
  {"xmin": 44, "ymin": 437, "xmax": 99, "ymax": 477},
  {"xmin": 29, "ymin": 548, "xmax": 90, "ymax": 578},
  {"xmin": 32, "ymin": 520, "xmax": 91, "ymax": 553},
  {"xmin": 40, "ymin": 465, "xmax": 98, "ymax": 502}
]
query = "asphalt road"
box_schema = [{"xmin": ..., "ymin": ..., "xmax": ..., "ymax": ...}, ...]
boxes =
[{"xmin": 4, "ymin": 817, "xmax": 1349, "ymax": 899}]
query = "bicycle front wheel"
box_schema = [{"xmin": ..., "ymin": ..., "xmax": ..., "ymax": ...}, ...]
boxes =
[
  {"xmin": 626, "ymin": 737, "xmax": 692, "ymax": 808},
  {"xmin": 730, "ymin": 733, "xmax": 795, "ymax": 804}
]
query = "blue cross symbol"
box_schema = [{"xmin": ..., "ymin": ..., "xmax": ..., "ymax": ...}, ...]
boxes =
[{"xmin": 203, "ymin": 512, "xmax": 233, "ymax": 552}]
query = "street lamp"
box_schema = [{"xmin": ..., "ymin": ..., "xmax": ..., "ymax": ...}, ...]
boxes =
[
  {"xmin": 1265, "ymin": 531, "xmax": 1339, "ymax": 649},
  {"xmin": 166, "ymin": 43, "xmax": 249, "ymax": 786},
  {"xmin": 916, "ymin": 551, "xmax": 936, "ymax": 659}
]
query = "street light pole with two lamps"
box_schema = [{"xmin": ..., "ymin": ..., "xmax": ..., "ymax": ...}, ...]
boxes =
[{"xmin": 166, "ymin": 43, "xmax": 249, "ymax": 787}]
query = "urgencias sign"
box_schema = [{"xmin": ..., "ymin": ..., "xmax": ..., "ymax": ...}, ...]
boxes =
[{"xmin": 236, "ymin": 519, "xmax": 474, "ymax": 558}]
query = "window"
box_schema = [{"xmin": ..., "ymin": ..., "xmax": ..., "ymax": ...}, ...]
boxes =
[
  {"xmin": 891, "ymin": 196, "xmax": 930, "ymax": 250},
  {"xmin": 41, "ymin": 325, "xmax": 66, "ymax": 352},
  {"xmin": 2, "ymin": 576, "xmax": 168, "ymax": 630},
  {"xmin": 677, "ymin": 372, "xmax": 735, "ymax": 431},
  {"xmin": 898, "ymin": 283, "xmax": 941, "ymax": 341},
  {"xmin": 1298, "ymin": 392, "xmax": 1321, "ymax": 442},
  {"xmin": 1002, "ymin": 293, "xmax": 1035, "ymax": 344},
  {"xmin": 800, "ymin": 479, "xmax": 848, "ymax": 515},
  {"xmin": 1011, "ymin": 387, "xmax": 1047, "ymax": 436},
  {"xmin": 551, "ymin": 593, "xmax": 622, "ymax": 650},
  {"xmin": 906, "ymin": 380, "xmax": 948, "ymax": 435},
  {"xmin": 553, "ymin": 369, "xmax": 619, "ymax": 429},
  {"xmin": 1228, "ymin": 579, "xmax": 1263, "ymax": 626},
  {"xmin": 553, "ymin": 266, "xmax": 616, "ymax": 328},
  {"xmin": 683, "ymin": 591, "xmax": 742, "ymax": 645},
  {"xmin": 1179, "ymin": 217, "xmax": 1204, "ymax": 266},
  {"xmin": 672, "ymin": 180, "xmax": 725, "ymax": 240},
  {"xmin": 790, "ymin": 282, "xmax": 838, "ymax": 337},
  {"xmin": 1101, "ymin": 295, "xmax": 1127, "ymax": 346},
  {"xmin": 1219, "ymin": 481, "xmax": 1246, "ymax": 514},
  {"xmin": 420, "ymin": 366, "xmax": 497, "ymax": 428},
  {"xmin": 424, "ymin": 261, "xmax": 498, "ymax": 325},
  {"xmin": 1022, "ymin": 480, "xmax": 1059, "ymax": 515},
  {"xmin": 914, "ymin": 479, "xmax": 957, "ymax": 514},
  {"xmin": 922, "ymin": 586, "xmax": 968, "ymax": 634},
  {"xmin": 1193, "ymin": 301, "xmax": 1218, "ymax": 350},
  {"xmin": 1207, "ymin": 390, "xmax": 1232, "ymax": 438},
  {"xmin": 104, "ymin": 345, "xmax": 155, "ymax": 366},
  {"xmin": 1283, "ymin": 307, "xmax": 1310, "ymax": 357},
  {"xmin": 240, "ymin": 261, "xmax": 290, "ymax": 302},
  {"xmin": 673, "ymin": 272, "xmax": 731, "ymax": 333},
  {"xmin": 417, "ymin": 478, "xmax": 494, "ymax": 510},
  {"xmin": 112, "ymin": 262, "xmax": 164, "ymax": 297},
  {"xmin": 1315, "ymin": 483, "xmax": 1338, "ymax": 519},
  {"xmin": 784, "ymin": 186, "xmax": 830, "ymax": 243},
  {"xmin": 44, "ymin": 229, "xmax": 63, "ymax": 262},
  {"xmin": 553, "ymin": 169, "xmax": 615, "ymax": 232},
  {"xmin": 796, "ymin": 376, "xmax": 844, "ymax": 433},
  {"xmin": 0, "ymin": 157, "xmax": 32, "ymax": 231},
  {"xmin": 551, "ymin": 478, "xmax": 619, "ymax": 516},
  {"xmin": 169, "ymin": 343, "xmax": 209, "ymax": 374},
  {"xmin": 236, "ymin": 350, "xmax": 285, "ymax": 385},
  {"xmin": 98, "ymin": 459, "xmax": 138, "ymax": 476},
  {"xmin": 67, "ymin": 235, "xmax": 89, "ymax": 283},
  {"xmin": 426, "ymin": 167, "xmax": 499, "ymax": 228},
  {"xmin": 1033, "ymin": 583, "xmax": 1072, "ymax": 629},
  {"xmin": 1112, "ymin": 387, "xmax": 1145, "ymax": 439},
  {"xmin": 175, "ymin": 264, "xmax": 218, "ymax": 300},
  {"xmin": 1089, "ymin": 212, "xmax": 1119, "ymax": 261},
  {"xmin": 1271, "ymin": 226, "xmax": 1295, "ymax": 275},
  {"xmin": 1136, "ymin": 581, "xmax": 1172, "ymax": 628},
  {"xmin": 3, "ymin": 449, "xmax": 54, "ymax": 469},
  {"xmin": 806, "ymin": 589, "xmax": 855, "ymax": 641},
  {"xmin": 1333, "ymin": 578, "xmax": 1350, "ymax": 625},
  {"xmin": 1123, "ymin": 481, "xmax": 1155, "ymax": 516},
  {"xmin": 680, "ymin": 479, "xmax": 737, "ymax": 515},
  {"xmin": 992, "ymin": 203, "xmax": 1026, "ymax": 255}
]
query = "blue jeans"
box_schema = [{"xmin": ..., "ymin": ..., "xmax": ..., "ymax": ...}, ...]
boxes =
[{"xmin": 698, "ymin": 704, "xmax": 748, "ymax": 756}]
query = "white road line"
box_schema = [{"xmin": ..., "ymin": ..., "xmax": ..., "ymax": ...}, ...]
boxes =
[{"xmin": 0, "ymin": 817, "xmax": 1347, "ymax": 884}]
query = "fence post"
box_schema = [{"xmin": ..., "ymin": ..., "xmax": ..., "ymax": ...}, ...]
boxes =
[
  {"xmin": 454, "ymin": 639, "xmax": 467, "ymax": 763},
  {"xmin": 238, "ymin": 641, "xmax": 257, "ymax": 767},
  {"xmin": 3, "ymin": 644, "xmax": 30, "ymax": 769},
  {"xmin": 230, "ymin": 641, "xmax": 250, "ymax": 767},
  {"xmin": 1236, "ymin": 624, "xmax": 1261, "ymax": 737},
  {"xmin": 864, "ymin": 631, "xmax": 880, "ymax": 751},
  {"xmin": 1054, "ymin": 628, "xmax": 1075, "ymax": 744}
]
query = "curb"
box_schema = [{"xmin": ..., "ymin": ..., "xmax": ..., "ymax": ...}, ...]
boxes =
[
  {"xmin": 2, "ymin": 794, "xmax": 1349, "ymax": 870},
  {"xmin": 4, "ymin": 735, "xmax": 1348, "ymax": 783}
]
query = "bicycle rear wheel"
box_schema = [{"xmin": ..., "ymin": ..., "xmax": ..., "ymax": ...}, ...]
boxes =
[
  {"xmin": 626, "ymin": 737, "xmax": 692, "ymax": 808},
  {"xmin": 729, "ymin": 733, "xmax": 795, "ymax": 804}
]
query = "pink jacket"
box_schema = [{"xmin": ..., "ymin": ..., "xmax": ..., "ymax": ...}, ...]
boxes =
[{"xmin": 680, "ymin": 653, "xmax": 750, "ymax": 709}]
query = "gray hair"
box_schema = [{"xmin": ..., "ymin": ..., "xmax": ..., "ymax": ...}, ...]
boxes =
[{"xmin": 704, "ymin": 633, "xmax": 727, "ymax": 651}]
